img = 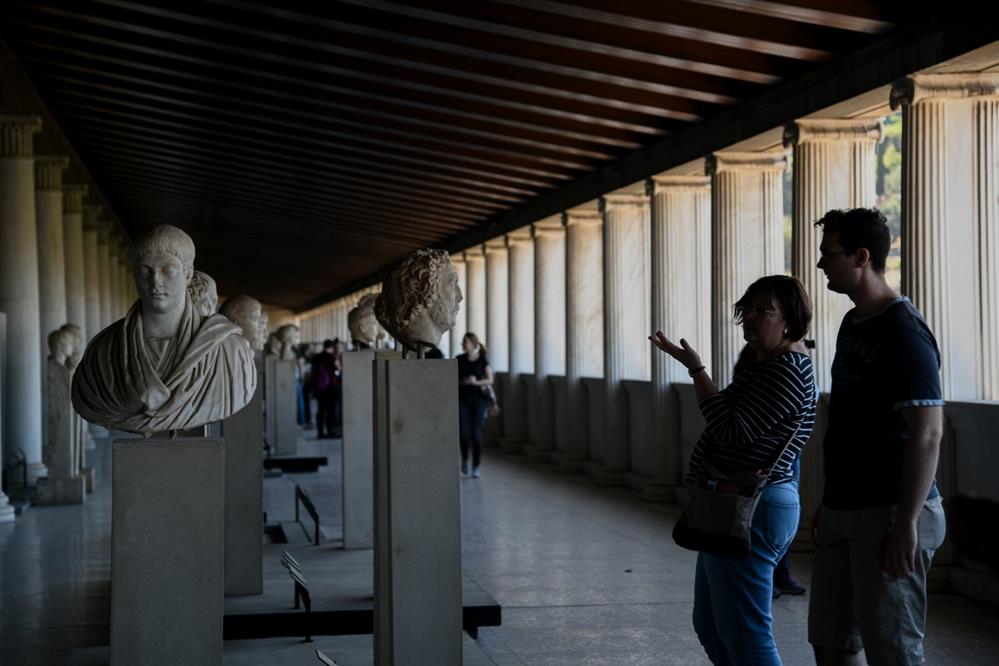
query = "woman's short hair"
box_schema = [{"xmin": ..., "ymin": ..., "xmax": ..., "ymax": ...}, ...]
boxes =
[{"xmin": 733, "ymin": 275, "xmax": 812, "ymax": 342}]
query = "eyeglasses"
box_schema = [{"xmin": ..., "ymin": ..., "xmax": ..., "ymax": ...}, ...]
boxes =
[{"xmin": 742, "ymin": 306, "xmax": 779, "ymax": 319}]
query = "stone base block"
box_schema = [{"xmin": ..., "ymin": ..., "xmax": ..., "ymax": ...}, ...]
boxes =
[
  {"xmin": 81, "ymin": 466, "xmax": 96, "ymax": 493},
  {"xmin": 111, "ymin": 438, "xmax": 224, "ymax": 666},
  {"xmin": 584, "ymin": 462, "xmax": 624, "ymax": 486},
  {"xmin": 522, "ymin": 445, "xmax": 553, "ymax": 462},
  {"xmin": 0, "ymin": 494, "xmax": 16, "ymax": 523},
  {"xmin": 36, "ymin": 476, "xmax": 86, "ymax": 505},
  {"xmin": 550, "ymin": 452, "xmax": 585, "ymax": 473},
  {"xmin": 498, "ymin": 437, "xmax": 524, "ymax": 454}
]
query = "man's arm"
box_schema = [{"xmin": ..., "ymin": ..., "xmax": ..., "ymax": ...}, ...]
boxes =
[{"xmin": 883, "ymin": 405, "xmax": 943, "ymax": 578}]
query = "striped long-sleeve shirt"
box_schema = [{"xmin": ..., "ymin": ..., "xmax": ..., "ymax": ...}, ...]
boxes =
[{"xmin": 686, "ymin": 351, "xmax": 817, "ymax": 486}]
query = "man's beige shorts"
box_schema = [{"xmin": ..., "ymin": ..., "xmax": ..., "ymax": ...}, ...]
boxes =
[{"xmin": 808, "ymin": 497, "xmax": 946, "ymax": 666}]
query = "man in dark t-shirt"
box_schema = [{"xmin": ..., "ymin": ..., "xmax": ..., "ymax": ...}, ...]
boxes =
[{"xmin": 808, "ymin": 209, "xmax": 946, "ymax": 666}]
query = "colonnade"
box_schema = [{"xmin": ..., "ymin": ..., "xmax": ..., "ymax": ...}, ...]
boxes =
[
  {"xmin": 1, "ymin": 114, "xmax": 137, "ymax": 506},
  {"xmin": 301, "ymin": 72, "xmax": 999, "ymax": 495}
]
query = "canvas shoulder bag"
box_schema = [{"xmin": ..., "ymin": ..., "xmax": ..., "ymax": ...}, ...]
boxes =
[{"xmin": 672, "ymin": 421, "xmax": 802, "ymax": 559}]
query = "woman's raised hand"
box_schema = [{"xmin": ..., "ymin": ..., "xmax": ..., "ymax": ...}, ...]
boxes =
[{"xmin": 648, "ymin": 331, "xmax": 702, "ymax": 371}]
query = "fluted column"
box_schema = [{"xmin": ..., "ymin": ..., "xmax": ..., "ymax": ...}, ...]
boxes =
[
  {"xmin": 96, "ymin": 223, "xmax": 112, "ymax": 328},
  {"xmin": 599, "ymin": 193, "xmax": 651, "ymax": 484},
  {"xmin": 107, "ymin": 231, "xmax": 121, "ymax": 321},
  {"xmin": 81, "ymin": 205, "xmax": 102, "ymax": 341},
  {"xmin": 561, "ymin": 208, "xmax": 604, "ymax": 472},
  {"xmin": 644, "ymin": 175, "xmax": 712, "ymax": 500},
  {"xmin": 119, "ymin": 236, "xmax": 133, "ymax": 312},
  {"xmin": 484, "ymin": 238, "xmax": 509, "ymax": 373},
  {"xmin": 449, "ymin": 255, "xmax": 467, "ymax": 357},
  {"xmin": 502, "ymin": 228, "xmax": 535, "ymax": 451},
  {"xmin": 0, "ymin": 115, "xmax": 47, "ymax": 487},
  {"xmin": 526, "ymin": 217, "xmax": 566, "ymax": 460},
  {"xmin": 63, "ymin": 183, "xmax": 88, "ymax": 329},
  {"xmin": 35, "ymin": 155, "xmax": 69, "ymax": 344},
  {"xmin": 892, "ymin": 73, "xmax": 999, "ymax": 400},
  {"xmin": 463, "ymin": 246, "xmax": 486, "ymax": 339},
  {"xmin": 783, "ymin": 119, "xmax": 883, "ymax": 391},
  {"xmin": 707, "ymin": 151, "xmax": 788, "ymax": 389}
]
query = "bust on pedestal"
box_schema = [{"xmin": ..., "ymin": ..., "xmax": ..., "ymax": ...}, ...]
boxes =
[{"xmin": 348, "ymin": 293, "xmax": 387, "ymax": 350}]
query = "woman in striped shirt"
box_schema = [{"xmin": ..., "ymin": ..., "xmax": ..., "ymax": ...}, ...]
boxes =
[{"xmin": 650, "ymin": 275, "xmax": 817, "ymax": 666}]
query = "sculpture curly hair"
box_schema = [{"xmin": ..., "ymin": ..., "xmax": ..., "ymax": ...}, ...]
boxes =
[{"xmin": 375, "ymin": 248, "xmax": 451, "ymax": 343}]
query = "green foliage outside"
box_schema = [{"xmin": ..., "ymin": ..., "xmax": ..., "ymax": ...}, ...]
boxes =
[{"xmin": 877, "ymin": 113, "xmax": 902, "ymax": 289}]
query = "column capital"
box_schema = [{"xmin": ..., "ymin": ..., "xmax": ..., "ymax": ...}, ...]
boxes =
[
  {"xmin": 506, "ymin": 227, "xmax": 533, "ymax": 246},
  {"xmin": 782, "ymin": 118, "xmax": 884, "ymax": 147},
  {"xmin": 463, "ymin": 245, "xmax": 485, "ymax": 261},
  {"xmin": 706, "ymin": 151, "xmax": 788, "ymax": 175},
  {"xmin": 890, "ymin": 73, "xmax": 999, "ymax": 109},
  {"xmin": 449, "ymin": 252, "xmax": 465, "ymax": 266},
  {"xmin": 0, "ymin": 115, "xmax": 42, "ymax": 157},
  {"xmin": 33, "ymin": 155, "xmax": 69, "ymax": 191},
  {"xmin": 646, "ymin": 174, "xmax": 711, "ymax": 195},
  {"xmin": 599, "ymin": 192, "xmax": 649, "ymax": 214},
  {"xmin": 82, "ymin": 205, "xmax": 103, "ymax": 231},
  {"xmin": 562, "ymin": 208, "xmax": 603, "ymax": 227},
  {"xmin": 484, "ymin": 237, "xmax": 508, "ymax": 254},
  {"xmin": 532, "ymin": 215, "xmax": 564, "ymax": 239},
  {"xmin": 63, "ymin": 183, "xmax": 89, "ymax": 213}
]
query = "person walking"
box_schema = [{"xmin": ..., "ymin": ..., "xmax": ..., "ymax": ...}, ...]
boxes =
[
  {"xmin": 809, "ymin": 208, "xmax": 946, "ymax": 666},
  {"xmin": 650, "ymin": 275, "xmax": 817, "ymax": 666},
  {"xmin": 456, "ymin": 333, "xmax": 493, "ymax": 478},
  {"xmin": 310, "ymin": 339, "xmax": 337, "ymax": 439}
]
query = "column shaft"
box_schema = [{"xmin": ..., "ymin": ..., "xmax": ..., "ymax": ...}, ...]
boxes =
[
  {"xmin": 601, "ymin": 193, "xmax": 650, "ymax": 482},
  {"xmin": 503, "ymin": 231, "xmax": 534, "ymax": 449},
  {"xmin": 785, "ymin": 119, "xmax": 882, "ymax": 391},
  {"xmin": 0, "ymin": 115, "xmax": 47, "ymax": 486},
  {"xmin": 63, "ymin": 184, "xmax": 88, "ymax": 329},
  {"xmin": 528, "ymin": 219, "xmax": 565, "ymax": 458},
  {"xmin": 82, "ymin": 206, "xmax": 101, "ymax": 341},
  {"xmin": 978, "ymin": 98, "xmax": 999, "ymax": 399},
  {"xmin": 96, "ymin": 225, "xmax": 112, "ymax": 328},
  {"xmin": 450, "ymin": 256, "xmax": 467, "ymax": 357},
  {"xmin": 35, "ymin": 156, "xmax": 69, "ymax": 340},
  {"xmin": 708, "ymin": 152, "xmax": 788, "ymax": 388},
  {"xmin": 484, "ymin": 241, "xmax": 509, "ymax": 372},
  {"xmin": 463, "ymin": 248, "xmax": 486, "ymax": 339},
  {"xmin": 563, "ymin": 210, "xmax": 603, "ymax": 470}
]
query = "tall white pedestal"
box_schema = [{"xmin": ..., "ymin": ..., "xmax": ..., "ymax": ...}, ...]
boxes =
[
  {"xmin": 111, "ymin": 438, "xmax": 224, "ymax": 666},
  {"xmin": 222, "ymin": 356, "xmax": 264, "ymax": 595},
  {"xmin": 342, "ymin": 350, "xmax": 401, "ymax": 549},
  {"xmin": 374, "ymin": 358, "xmax": 462, "ymax": 666},
  {"xmin": 265, "ymin": 357, "xmax": 298, "ymax": 456}
]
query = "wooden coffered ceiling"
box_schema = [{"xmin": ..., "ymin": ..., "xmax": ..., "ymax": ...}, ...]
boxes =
[{"xmin": 0, "ymin": 1, "xmax": 987, "ymax": 310}]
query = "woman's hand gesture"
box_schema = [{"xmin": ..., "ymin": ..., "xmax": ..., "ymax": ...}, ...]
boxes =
[{"xmin": 649, "ymin": 331, "xmax": 702, "ymax": 371}]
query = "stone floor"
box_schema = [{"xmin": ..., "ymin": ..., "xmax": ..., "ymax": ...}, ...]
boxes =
[{"xmin": 3, "ymin": 430, "xmax": 999, "ymax": 665}]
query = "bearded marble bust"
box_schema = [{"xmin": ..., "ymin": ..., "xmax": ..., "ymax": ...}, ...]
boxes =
[
  {"xmin": 348, "ymin": 294, "xmax": 386, "ymax": 348},
  {"xmin": 375, "ymin": 248, "xmax": 462, "ymax": 352},
  {"xmin": 219, "ymin": 295, "xmax": 267, "ymax": 352},
  {"xmin": 71, "ymin": 224, "xmax": 257, "ymax": 434}
]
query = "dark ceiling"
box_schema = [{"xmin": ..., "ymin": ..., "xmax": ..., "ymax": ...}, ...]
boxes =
[{"xmin": 0, "ymin": 1, "xmax": 912, "ymax": 310}]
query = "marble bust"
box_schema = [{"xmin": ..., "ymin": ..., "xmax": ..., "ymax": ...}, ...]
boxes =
[
  {"xmin": 219, "ymin": 295, "xmax": 267, "ymax": 351},
  {"xmin": 71, "ymin": 224, "xmax": 257, "ymax": 434},
  {"xmin": 188, "ymin": 270, "xmax": 218, "ymax": 317},
  {"xmin": 60, "ymin": 323, "xmax": 85, "ymax": 371},
  {"xmin": 375, "ymin": 248, "xmax": 462, "ymax": 352},
  {"xmin": 275, "ymin": 324, "xmax": 300, "ymax": 361},
  {"xmin": 348, "ymin": 294, "xmax": 386, "ymax": 348}
]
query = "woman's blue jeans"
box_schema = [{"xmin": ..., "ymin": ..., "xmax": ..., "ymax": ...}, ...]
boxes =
[{"xmin": 693, "ymin": 480, "xmax": 800, "ymax": 666}]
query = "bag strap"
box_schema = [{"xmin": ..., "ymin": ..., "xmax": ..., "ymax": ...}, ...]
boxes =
[{"xmin": 763, "ymin": 418, "xmax": 803, "ymax": 480}]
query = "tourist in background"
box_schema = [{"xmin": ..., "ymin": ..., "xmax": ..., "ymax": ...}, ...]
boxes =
[
  {"xmin": 310, "ymin": 339, "xmax": 338, "ymax": 439},
  {"xmin": 457, "ymin": 332, "xmax": 493, "ymax": 478}
]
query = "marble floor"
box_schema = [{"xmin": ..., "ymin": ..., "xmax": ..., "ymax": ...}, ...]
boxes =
[{"xmin": 3, "ymin": 431, "xmax": 999, "ymax": 665}]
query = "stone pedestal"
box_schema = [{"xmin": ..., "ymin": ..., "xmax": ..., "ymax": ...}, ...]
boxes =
[
  {"xmin": 503, "ymin": 230, "xmax": 534, "ymax": 451},
  {"xmin": 464, "ymin": 246, "xmax": 487, "ymax": 338},
  {"xmin": 342, "ymin": 349, "xmax": 401, "ymax": 550},
  {"xmin": 0, "ymin": 116, "xmax": 47, "ymax": 489},
  {"xmin": 644, "ymin": 175, "xmax": 711, "ymax": 501},
  {"xmin": 221, "ymin": 356, "xmax": 264, "ymax": 595},
  {"xmin": 374, "ymin": 358, "xmax": 462, "ymax": 665},
  {"xmin": 563, "ymin": 208, "xmax": 604, "ymax": 472},
  {"xmin": 265, "ymin": 357, "xmax": 298, "ymax": 456},
  {"xmin": 111, "ymin": 438, "xmax": 224, "ymax": 666},
  {"xmin": 784, "ymin": 119, "xmax": 882, "ymax": 392},
  {"xmin": 599, "ymin": 193, "xmax": 651, "ymax": 484},
  {"xmin": 37, "ymin": 358, "xmax": 84, "ymax": 505},
  {"xmin": 707, "ymin": 151, "xmax": 787, "ymax": 389}
]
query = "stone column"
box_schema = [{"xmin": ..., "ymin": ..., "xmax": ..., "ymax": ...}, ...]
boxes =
[
  {"xmin": 119, "ymin": 236, "xmax": 133, "ymax": 312},
  {"xmin": 96, "ymin": 223, "xmax": 112, "ymax": 328},
  {"xmin": 0, "ymin": 115, "xmax": 48, "ymax": 487},
  {"xmin": 783, "ymin": 119, "xmax": 883, "ymax": 391},
  {"xmin": 484, "ymin": 238, "xmax": 509, "ymax": 372},
  {"xmin": 526, "ymin": 216, "xmax": 566, "ymax": 461},
  {"xmin": 463, "ymin": 246, "xmax": 487, "ymax": 339},
  {"xmin": 644, "ymin": 175, "xmax": 712, "ymax": 501},
  {"xmin": 63, "ymin": 183, "xmax": 88, "ymax": 329},
  {"xmin": 449, "ymin": 254, "xmax": 467, "ymax": 357},
  {"xmin": 35, "ymin": 155, "xmax": 69, "ymax": 342},
  {"xmin": 0, "ymin": 313, "xmax": 13, "ymax": 520},
  {"xmin": 561, "ymin": 208, "xmax": 603, "ymax": 472},
  {"xmin": 107, "ymin": 233, "xmax": 121, "ymax": 321},
  {"xmin": 502, "ymin": 228, "xmax": 534, "ymax": 451},
  {"xmin": 707, "ymin": 151, "xmax": 788, "ymax": 389},
  {"xmin": 599, "ymin": 193, "xmax": 651, "ymax": 485},
  {"xmin": 82, "ymin": 205, "xmax": 102, "ymax": 341},
  {"xmin": 891, "ymin": 73, "xmax": 999, "ymax": 400}
]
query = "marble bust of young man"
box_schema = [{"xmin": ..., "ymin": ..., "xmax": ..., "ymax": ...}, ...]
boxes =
[
  {"xmin": 375, "ymin": 248, "xmax": 462, "ymax": 352},
  {"xmin": 219, "ymin": 295, "xmax": 267, "ymax": 352},
  {"xmin": 71, "ymin": 225, "xmax": 257, "ymax": 434},
  {"xmin": 348, "ymin": 293, "xmax": 386, "ymax": 349}
]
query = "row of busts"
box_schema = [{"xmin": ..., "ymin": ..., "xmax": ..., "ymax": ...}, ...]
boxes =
[{"xmin": 67, "ymin": 225, "xmax": 463, "ymax": 435}]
